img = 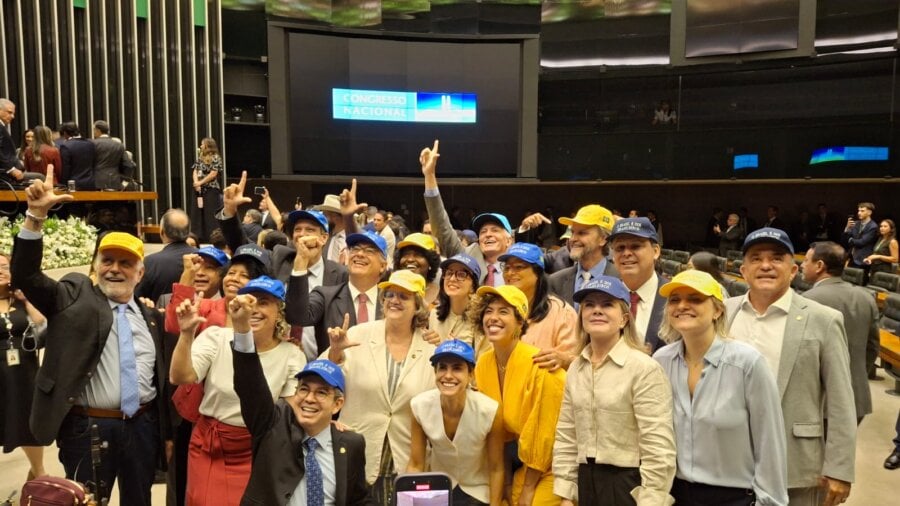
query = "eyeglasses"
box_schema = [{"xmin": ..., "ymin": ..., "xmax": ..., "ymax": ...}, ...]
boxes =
[
  {"xmin": 443, "ymin": 269, "xmax": 471, "ymax": 281},
  {"xmin": 349, "ymin": 245, "xmax": 380, "ymax": 256},
  {"xmin": 383, "ymin": 290, "xmax": 412, "ymax": 301},
  {"xmin": 297, "ymin": 384, "xmax": 333, "ymax": 401}
]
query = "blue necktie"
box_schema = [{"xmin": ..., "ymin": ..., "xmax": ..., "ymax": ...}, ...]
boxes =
[
  {"xmin": 305, "ymin": 438, "xmax": 324, "ymax": 506},
  {"xmin": 117, "ymin": 304, "xmax": 140, "ymax": 417}
]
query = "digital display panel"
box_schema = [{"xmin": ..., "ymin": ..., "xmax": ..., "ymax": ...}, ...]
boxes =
[
  {"xmin": 809, "ymin": 146, "xmax": 889, "ymax": 164},
  {"xmin": 332, "ymin": 88, "xmax": 477, "ymax": 123},
  {"xmin": 733, "ymin": 154, "xmax": 759, "ymax": 170}
]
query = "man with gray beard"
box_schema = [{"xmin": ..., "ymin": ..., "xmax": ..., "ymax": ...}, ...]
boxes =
[{"xmin": 548, "ymin": 204, "xmax": 619, "ymax": 306}]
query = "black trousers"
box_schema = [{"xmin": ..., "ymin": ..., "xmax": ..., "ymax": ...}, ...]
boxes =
[
  {"xmin": 578, "ymin": 462, "xmax": 641, "ymax": 506},
  {"xmin": 671, "ymin": 477, "xmax": 755, "ymax": 506}
]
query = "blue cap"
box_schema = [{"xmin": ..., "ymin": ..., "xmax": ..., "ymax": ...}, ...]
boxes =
[
  {"xmin": 431, "ymin": 339, "xmax": 476, "ymax": 366},
  {"xmin": 472, "ymin": 213, "xmax": 512, "ymax": 235},
  {"xmin": 237, "ymin": 275, "xmax": 285, "ymax": 301},
  {"xmin": 197, "ymin": 246, "xmax": 229, "ymax": 267},
  {"xmin": 499, "ymin": 242, "xmax": 545, "ymax": 270},
  {"xmin": 296, "ymin": 359, "xmax": 346, "ymax": 393},
  {"xmin": 287, "ymin": 209, "xmax": 329, "ymax": 233},
  {"xmin": 573, "ymin": 275, "xmax": 632, "ymax": 307},
  {"xmin": 742, "ymin": 227, "xmax": 794, "ymax": 255},
  {"xmin": 232, "ymin": 243, "xmax": 270, "ymax": 267},
  {"xmin": 608, "ymin": 217, "xmax": 659, "ymax": 243},
  {"xmin": 440, "ymin": 253, "xmax": 481, "ymax": 283},
  {"xmin": 461, "ymin": 229, "xmax": 477, "ymax": 243},
  {"xmin": 346, "ymin": 231, "xmax": 388, "ymax": 258}
]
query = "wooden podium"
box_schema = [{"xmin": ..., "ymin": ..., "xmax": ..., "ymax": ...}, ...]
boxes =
[{"xmin": 0, "ymin": 190, "xmax": 158, "ymax": 202}]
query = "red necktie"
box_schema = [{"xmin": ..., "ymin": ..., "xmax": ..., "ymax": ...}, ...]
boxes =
[
  {"xmin": 630, "ymin": 291, "xmax": 640, "ymax": 318},
  {"xmin": 485, "ymin": 264, "xmax": 495, "ymax": 287},
  {"xmin": 356, "ymin": 293, "xmax": 369, "ymax": 324}
]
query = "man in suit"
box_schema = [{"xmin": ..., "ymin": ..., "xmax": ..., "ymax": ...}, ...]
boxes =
[
  {"xmin": 12, "ymin": 171, "xmax": 170, "ymax": 505},
  {"xmin": 715, "ymin": 212, "xmax": 745, "ymax": 256},
  {"xmin": 0, "ymin": 98, "xmax": 26, "ymax": 184},
  {"xmin": 91, "ymin": 120, "xmax": 127, "ymax": 190},
  {"xmin": 548, "ymin": 204, "xmax": 618, "ymax": 306},
  {"xmin": 843, "ymin": 202, "xmax": 879, "ymax": 279},
  {"xmin": 59, "ymin": 121, "xmax": 97, "ymax": 189},
  {"xmin": 726, "ymin": 228, "xmax": 856, "ymax": 506},
  {"xmin": 420, "ymin": 140, "xmax": 512, "ymax": 287},
  {"xmin": 763, "ymin": 205, "xmax": 787, "ymax": 232},
  {"xmin": 233, "ymin": 320, "xmax": 373, "ymax": 506},
  {"xmin": 135, "ymin": 208, "xmax": 196, "ymax": 302},
  {"xmin": 608, "ymin": 217, "xmax": 667, "ymax": 352},
  {"xmin": 286, "ymin": 231, "xmax": 387, "ymax": 359},
  {"xmin": 800, "ymin": 240, "xmax": 877, "ymax": 423}
]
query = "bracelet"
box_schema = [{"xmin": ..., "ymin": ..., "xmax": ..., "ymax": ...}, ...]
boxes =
[{"xmin": 25, "ymin": 210, "xmax": 48, "ymax": 222}]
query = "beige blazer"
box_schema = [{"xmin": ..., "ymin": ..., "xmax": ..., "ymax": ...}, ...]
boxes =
[
  {"xmin": 725, "ymin": 292, "xmax": 856, "ymax": 488},
  {"xmin": 333, "ymin": 320, "xmax": 437, "ymax": 483}
]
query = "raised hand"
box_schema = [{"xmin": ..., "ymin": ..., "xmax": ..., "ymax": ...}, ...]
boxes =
[
  {"xmin": 292, "ymin": 234, "xmax": 320, "ymax": 271},
  {"xmin": 222, "ymin": 170, "xmax": 252, "ymax": 217},
  {"xmin": 339, "ymin": 178, "xmax": 367, "ymax": 216},
  {"xmin": 419, "ymin": 139, "xmax": 440, "ymax": 177},
  {"xmin": 178, "ymin": 253, "xmax": 205, "ymax": 286},
  {"xmin": 24, "ymin": 165, "xmax": 74, "ymax": 218},
  {"xmin": 518, "ymin": 212, "xmax": 552, "ymax": 232},
  {"xmin": 228, "ymin": 293, "xmax": 256, "ymax": 333},
  {"xmin": 327, "ymin": 313, "xmax": 359, "ymax": 363},
  {"xmin": 175, "ymin": 295, "xmax": 207, "ymax": 335}
]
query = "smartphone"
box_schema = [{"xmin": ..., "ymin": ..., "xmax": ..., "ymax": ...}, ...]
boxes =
[
  {"xmin": 254, "ymin": 186, "xmax": 266, "ymax": 195},
  {"xmin": 394, "ymin": 473, "xmax": 452, "ymax": 506}
]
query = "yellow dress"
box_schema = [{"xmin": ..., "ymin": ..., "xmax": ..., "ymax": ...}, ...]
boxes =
[{"xmin": 475, "ymin": 341, "xmax": 566, "ymax": 506}]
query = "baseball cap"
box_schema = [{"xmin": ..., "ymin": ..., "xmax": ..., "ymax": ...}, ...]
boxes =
[
  {"xmin": 237, "ymin": 275, "xmax": 285, "ymax": 301},
  {"xmin": 197, "ymin": 246, "xmax": 229, "ymax": 267},
  {"xmin": 559, "ymin": 205, "xmax": 615, "ymax": 233},
  {"xmin": 742, "ymin": 227, "xmax": 794, "ymax": 255},
  {"xmin": 461, "ymin": 229, "xmax": 477, "ymax": 243},
  {"xmin": 430, "ymin": 339, "xmax": 476, "ymax": 366},
  {"xmin": 286, "ymin": 209, "xmax": 329, "ymax": 233},
  {"xmin": 608, "ymin": 217, "xmax": 659, "ymax": 243},
  {"xmin": 377, "ymin": 269, "xmax": 426, "ymax": 297},
  {"xmin": 440, "ymin": 253, "xmax": 481, "ymax": 283},
  {"xmin": 472, "ymin": 213, "xmax": 512, "ymax": 235},
  {"xmin": 573, "ymin": 276, "xmax": 632, "ymax": 307},
  {"xmin": 347, "ymin": 231, "xmax": 388, "ymax": 258},
  {"xmin": 296, "ymin": 359, "xmax": 346, "ymax": 393},
  {"xmin": 232, "ymin": 243, "xmax": 270, "ymax": 267},
  {"xmin": 311, "ymin": 194, "xmax": 341, "ymax": 214},
  {"xmin": 98, "ymin": 232, "xmax": 144, "ymax": 260},
  {"xmin": 659, "ymin": 270, "xmax": 724, "ymax": 302},
  {"xmin": 476, "ymin": 285, "xmax": 529, "ymax": 320},
  {"xmin": 499, "ymin": 242, "xmax": 545, "ymax": 270},
  {"xmin": 397, "ymin": 233, "xmax": 436, "ymax": 252}
]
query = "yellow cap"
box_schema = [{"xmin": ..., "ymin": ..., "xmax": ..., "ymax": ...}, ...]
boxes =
[
  {"xmin": 476, "ymin": 285, "xmax": 529, "ymax": 320},
  {"xmin": 559, "ymin": 204, "xmax": 615, "ymax": 233},
  {"xmin": 377, "ymin": 269, "xmax": 426, "ymax": 297},
  {"xmin": 396, "ymin": 233, "xmax": 436, "ymax": 252},
  {"xmin": 658, "ymin": 270, "xmax": 723, "ymax": 301},
  {"xmin": 98, "ymin": 232, "xmax": 144, "ymax": 260}
]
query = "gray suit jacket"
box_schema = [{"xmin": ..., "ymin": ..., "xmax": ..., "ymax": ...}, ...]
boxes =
[
  {"xmin": 424, "ymin": 191, "xmax": 493, "ymax": 285},
  {"xmin": 801, "ymin": 277, "xmax": 877, "ymax": 418},
  {"xmin": 725, "ymin": 292, "xmax": 856, "ymax": 488},
  {"xmin": 547, "ymin": 260, "xmax": 619, "ymax": 306},
  {"xmin": 91, "ymin": 136, "xmax": 125, "ymax": 189}
]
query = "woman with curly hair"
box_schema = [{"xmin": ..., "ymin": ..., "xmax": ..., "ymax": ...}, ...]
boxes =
[{"xmin": 393, "ymin": 232, "xmax": 442, "ymax": 304}]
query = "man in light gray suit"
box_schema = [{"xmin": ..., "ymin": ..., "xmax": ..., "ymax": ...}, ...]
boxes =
[
  {"xmin": 726, "ymin": 228, "xmax": 856, "ymax": 506},
  {"xmin": 800, "ymin": 241, "xmax": 878, "ymax": 424},
  {"xmin": 548, "ymin": 204, "xmax": 618, "ymax": 306}
]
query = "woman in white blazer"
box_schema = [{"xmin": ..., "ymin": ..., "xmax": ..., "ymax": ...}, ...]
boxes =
[{"xmin": 326, "ymin": 270, "xmax": 437, "ymax": 505}]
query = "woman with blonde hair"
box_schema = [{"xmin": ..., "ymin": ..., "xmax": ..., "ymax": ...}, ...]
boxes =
[
  {"xmin": 654, "ymin": 270, "xmax": 787, "ymax": 506},
  {"xmin": 326, "ymin": 269, "xmax": 437, "ymax": 505},
  {"xmin": 553, "ymin": 276, "xmax": 675, "ymax": 506},
  {"xmin": 471, "ymin": 284, "xmax": 566, "ymax": 506},
  {"xmin": 191, "ymin": 137, "xmax": 223, "ymax": 241}
]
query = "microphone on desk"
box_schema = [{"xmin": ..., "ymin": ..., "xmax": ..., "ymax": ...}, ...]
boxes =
[{"xmin": 121, "ymin": 177, "xmax": 145, "ymax": 191}]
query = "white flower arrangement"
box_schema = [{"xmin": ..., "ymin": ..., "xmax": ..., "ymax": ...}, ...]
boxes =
[{"xmin": 0, "ymin": 215, "xmax": 98, "ymax": 269}]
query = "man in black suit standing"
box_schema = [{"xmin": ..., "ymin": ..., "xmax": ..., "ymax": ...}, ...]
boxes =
[
  {"xmin": 548, "ymin": 204, "xmax": 618, "ymax": 306},
  {"xmin": 91, "ymin": 120, "xmax": 127, "ymax": 190},
  {"xmin": 135, "ymin": 208, "xmax": 197, "ymax": 302},
  {"xmin": 0, "ymin": 98, "xmax": 25, "ymax": 184},
  {"xmin": 12, "ymin": 170, "xmax": 170, "ymax": 506},
  {"xmin": 59, "ymin": 121, "xmax": 96, "ymax": 189},
  {"xmin": 229, "ymin": 290, "xmax": 373, "ymax": 506}
]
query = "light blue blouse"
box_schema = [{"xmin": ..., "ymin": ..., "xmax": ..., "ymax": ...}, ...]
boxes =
[{"xmin": 653, "ymin": 338, "xmax": 788, "ymax": 506}]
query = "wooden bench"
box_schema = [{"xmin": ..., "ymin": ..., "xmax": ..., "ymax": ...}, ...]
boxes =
[
  {"xmin": 136, "ymin": 223, "xmax": 161, "ymax": 242},
  {"xmin": 880, "ymin": 328, "xmax": 900, "ymax": 396}
]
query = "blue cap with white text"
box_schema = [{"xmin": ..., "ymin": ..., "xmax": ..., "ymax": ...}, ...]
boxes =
[
  {"xmin": 296, "ymin": 359, "xmax": 346, "ymax": 393},
  {"xmin": 430, "ymin": 339, "xmax": 476, "ymax": 367},
  {"xmin": 237, "ymin": 275, "xmax": 285, "ymax": 301}
]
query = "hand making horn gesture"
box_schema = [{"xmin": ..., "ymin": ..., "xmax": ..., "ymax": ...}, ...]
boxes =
[
  {"xmin": 222, "ymin": 170, "xmax": 252, "ymax": 218},
  {"xmin": 326, "ymin": 313, "xmax": 358, "ymax": 364},
  {"xmin": 228, "ymin": 293, "xmax": 257, "ymax": 334},
  {"xmin": 419, "ymin": 139, "xmax": 440, "ymax": 177},
  {"xmin": 22, "ymin": 165, "xmax": 74, "ymax": 228}
]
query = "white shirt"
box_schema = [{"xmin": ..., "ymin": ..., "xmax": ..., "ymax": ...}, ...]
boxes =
[
  {"xmin": 632, "ymin": 275, "xmax": 659, "ymax": 344},
  {"xmin": 289, "ymin": 427, "xmax": 337, "ymax": 506},
  {"xmin": 347, "ymin": 283, "xmax": 378, "ymax": 323},
  {"xmin": 300, "ymin": 258, "xmax": 325, "ymax": 360},
  {"xmin": 327, "ymin": 230, "xmax": 346, "ymax": 264},
  {"xmin": 379, "ymin": 226, "xmax": 396, "ymax": 268},
  {"xmin": 729, "ymin": 289, "xmax": 793, "ymax": 377}
]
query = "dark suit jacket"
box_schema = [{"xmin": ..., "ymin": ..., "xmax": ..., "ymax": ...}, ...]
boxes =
[
  {"xmin": 285, "ymin": 275, "xmax": 382, "ymax": 356},
  {"xmin": 643, "ymin": 274, "xmax": 668, "ymax": 353},
  {"xmin": 543, "ymin": 247, "xmax": 574, "ymax": 275},
  {"xmin": 60, "ymin": 137, "xmax": 97, "ymax": 189},
  {"xmin": 92, "ymin": 136, "xmax": 126, "ymax": 189},
  {"xmin": 233, "ymin": 349, "xmax": 373, "ymax": 506},
  {"xmin": 12, "ymin": 235, "xmax": 171, "ymax": 467},
  {"xmin": 844, "ymin": 220, "xmax": 879, "ymax": 266},
  {"xmin": 0, "ymin": 122, "xmax": 20, "ymax": 172},
  {"xmin": 135, "ymin": 241, "xmax": 198, "ymax": 303},
  {"xmin": 548, "ymin": 260, "xmax": 619, "ymax": 306},
  {"xmin": 270, "ymin": 244, "xmax": 348, "ymax": 287},
  {"xmin": 243, "ymin": 222, "xmax": 264, "ymax": 244},
  {"xmin": 261, "ymin": 212, "xmax": 278, "ymax": 231}
]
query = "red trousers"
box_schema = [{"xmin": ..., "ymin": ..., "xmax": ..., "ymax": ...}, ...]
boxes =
[{"xmin": 186, "ymin": 415, "xmax": 252, "ymax": 506}]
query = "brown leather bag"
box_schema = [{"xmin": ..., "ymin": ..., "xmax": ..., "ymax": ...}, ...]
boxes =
[{"xmin": 20, "ymin": 476, "xmax": 90, "ymax": 505}]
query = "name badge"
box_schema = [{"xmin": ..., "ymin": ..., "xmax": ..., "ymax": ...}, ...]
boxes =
[{"xmin": 6, "ymin": 348, "xmax": 20, "ymax": 366}]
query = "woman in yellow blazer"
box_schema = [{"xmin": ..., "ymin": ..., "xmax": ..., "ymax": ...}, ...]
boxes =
[
  {"xmin": 326, "ymin": 270, "xmax": 437, "ymax": 504},
  {"xmin": 471, "ymin": 284, "xmax": 566, "ymax": 506}
]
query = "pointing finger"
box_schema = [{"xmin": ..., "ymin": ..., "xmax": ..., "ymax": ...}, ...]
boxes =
[
  {"xmin": 432, "ymin": 139, "xmax": 439, "ymax": 154},
  {"xmin": 46, "ymin": 165, "xmax": 56, "ymax": 187},
  {"xmin": 237, "ymin": 171, "xmax": 247, "ymax": 192},
  {"xmin": 342, "ymin": 313, "xmax": 351, "ymax": 332}
]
